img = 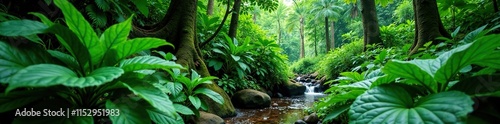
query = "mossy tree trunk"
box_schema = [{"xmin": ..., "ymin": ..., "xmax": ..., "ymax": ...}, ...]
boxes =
[
  {"xmin": 131, "ymin": 0, "xmax": 236, "ymax": 118},
  {"xmin": 299, "ymin": 16, "xmax": 305, "ymax": 58},
  {"xmin": 324, "ymin": 17, "xmax": 331, "ymax": 52},
  {"xmin": 409, "ymin": 0, "xmax": 451, "ymax": 56},
  {"xmin": 228, "ymin": 0, "xmax": 242, "ymax": 39},
  {"xmin": 360, "ymin": 0, "xmax": 382, "ymax": 51},
  {"xmin": 207, "ymin": 0, "xmax": 214, "ymax": 16},
  {"xmin": 331, "ymin": 21, "xmax": 335, "ymax": 49}
]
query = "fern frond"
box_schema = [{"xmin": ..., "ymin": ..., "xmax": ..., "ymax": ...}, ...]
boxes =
[
  {"xmin": 85, "ymin": 5, "xmax": 107, "ymax": 27},
  {"xmin": 95, "ymin": 0, "xmax": 110, "ymax": 11}
]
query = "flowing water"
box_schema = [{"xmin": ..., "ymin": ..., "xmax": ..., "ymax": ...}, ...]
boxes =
[{"xmin": 224, "ymin": 76, "xmax": 326, "ymax": 124}]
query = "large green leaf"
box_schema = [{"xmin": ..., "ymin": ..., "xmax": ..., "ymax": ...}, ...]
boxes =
[
  {"xmin": 53, "ymin": 0, "xmax": 100, "ymax": 66},
  {"xmin": 0, "ymin": 89, "xmax": 50, "ymax": 113},
  {"xmin": 349, "ymin": 86, "xmax": 473, "ymax": 124},
  {"xmin": 166, "ymin": 82, "xmax": 184, "ymax": 96},
  {"xmin": 98, "ymin": 16, "xmax": 133, "ymax": 66},
  {"xmin": 119, "ymin": 56, "xmax": 183, "ymax": 72},
  {"xmin": 113, "ymin": 38, "xmax": 171, "ymax": 61},
  {"xmin": 130, "ymin": 0, "xmax": 149, "ymax": 17},
  {"xmin": 173, "ymin": 103, "xmax": 194, "ymax": 115},
  {"xmin": 188, "ymin": 95, "xmax": 201, "ymax": 109},
  {"xmin": 383, "ymin": 60, "xmax": 438, "ymax": 92},
  {"xmin": 0, "ymin": 42, "xmax": 52, "ymax": 83},
  {"xmin": 7, "ymin": 64, "xmax": 123, "ymax": 92},
  {"xmin": 0, "ymin": 20, "xmax": 47, "ymax": 42},
  {"xmin": 106, "ymin": 100, "xmax": 150, "ymax": 124},
  {"xmin": 323, "ymin": 104, "xmax": 350, "ymax": 122},
  {"xmin": 194, "ymin": 87, "xmax": 224, "ymax": 104},
  {"xmin": 146, "ymin": 106, "xmax": 183, "ymax": 124},
  {"xmin": 122, "ymin": 82, "xmax": 176, "ymax": 116},
  {"xmin": 316, "ymin": 90, "xmax": 365, "ymax": 109},
  {"xmin": 47, "ymin": 50, "xmax": 80, "ymax": 71},
  {"xmin": 475, "ymin": 51, "xmax": 500, "ymax": 69},
  {"xmin": 46, "ymin": 24, "xmax": 91, "ymax": 68},
  {"xmin": 435, "ymin": 35, "xmax": 500, "ymax": 85}
]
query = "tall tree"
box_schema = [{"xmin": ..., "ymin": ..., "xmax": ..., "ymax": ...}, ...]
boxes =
[
  {"xmin": 228, "ymin": 0, "xmax": 242, "ymax": 38},
  {"xmin": 409, "ymin": 0, "xmax": 451, "ymax": 55},
  {"xmin": 493, "ymin": 0, "xmax": 499, "ymax": 12},
  {"xmin": 287, "ymin": 5, "xmax": 307, "ymax": 58},
  {"xmin": 207, "ymin": 0, "xmax": 215, "ymax": 15},
  {"xmin": 131, "ymin": 0, "xmax": 237, "ymax": 117},
  {"xmin": 271, "ymin": 2, "xmax": 287, "ymax": 45},
  {"xmin": 360, "ymin": 0, "xmax": 383, "ymax": 50},
  {"xmin": 311, "ymin": 0, "xmax": 342, "ymax": 52}
]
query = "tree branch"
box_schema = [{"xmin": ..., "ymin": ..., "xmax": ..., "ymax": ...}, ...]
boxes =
[{"xmin": 200, "ymin": 0, "xmax": 232, "ymax": 48}]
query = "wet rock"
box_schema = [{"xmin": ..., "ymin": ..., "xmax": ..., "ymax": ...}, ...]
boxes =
[
  {"xmin": 195, "ymin": 111, "xmax": 224, "ymax": 124},
  {"xmin": 305, "ymin": 78, "xmax": 311, "ymax": 82},
  {"xmin": 279, "ymin": 81, "xmax": 306, "ymax": 96},
  {"xmin": 231, "ymin": 89, "xmax": 271, "ymax": 109},
  {"xmin": 304, "ymin": 113, "xmax": 319, "ymax": 124},
  {"xmin": 276, "ymin": 92, "xmax": 283, "ymax": 98},
  {"xmin": 272, "ymin": 103, "xmax": 279, "ymax": 106},
  {"xmin": 295, "ymin": 119, "xmax": 307, "ymax": 124},
  {"xmin": 311, "ymin": 72, "xmax": 319, "ymax": 79}
]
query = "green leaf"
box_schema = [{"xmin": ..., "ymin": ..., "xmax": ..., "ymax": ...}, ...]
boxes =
[
  {"xmin": 114, "ymin": 38, "xmax": 171, "ymax": 62},
  {"xmin": 316, "ymin": 90, "xmax": 365, "ymax": 109},
  {"xmin": 212, "ymin": 48, "xmax": 225, "ymax": 55},
  {"xmin": 383, "ymin": 60, "xmax": 438, "ymax": 93},
  {"xmin": 349, "ymin": 86, "xmax": 473, "ymax": 124},
  {"xmin": 99, "ymin": 16, "xmax": 133, "ymax": 66},
  {"xmin": 435, "ymin": 35, "xmax": 500, "ymax": 84},
  {"xmin": 0, "ymin": 19, "xmax": 48, "ymax": 37},
  {"xmin": 0, "ymin": 42, "xmax": 52, "ymax": 83},
  {"xmin": 106, "ymin": 100, "xmax": 150, "ymax": 124},
  {"xmin": 131, "ymin": 0, "xmax": 149, "ymax": 17},
  {"xmin": 448, "ymin": 75, "xmax": 500, "ymax": 95},
  {"xmin": 463, "ymin": 25, "xmax": 487, "ymax": 43},
  {"xmin": 47, "ymin": 50, "xmax": 79, "ymax": 71},
  {"xmin": 119, "ymin": 56, "xmax": 183, "ymax": 72},
  {"xmin": 231, "ymin": 55, "xmax": 241, "ymax": 61},
  {"xmin": 54, "ymin": 0, "xmax": 100, "ymax": 65},
  {"xmin": 122, "ymin": 82, "xmax": 176, "ymax": 116},
  {"xmin": 189, "ymin": 96, "xmax": 201, "ymax": 109},
  {"xmin": 0, "ymin": 89, "xmax": 50, "ymax": 113},
  {"xmin": 166, "ymin": 82, "xmax": 184, "ymax": 96},
  {"xmin": 29, "ymin": 12, "xmax": 54, "ymax": 26},
  {"xmin": 337, "ymin": 77, "xmax": 378, "ymax": 90},
  {"xmin": 7, "ymin": 64, "xmax": 123, "ymax": 92},
  {"xmin": 170, "ymin": 92, "xmax": 187, "ymax": 103},
  {"xmin": 339, "ymin": 72, "xmax": 364, "ymax": 82},
  {"xmin": 46, "ymin": 24, "xmax": 91, "ymax": 68},
  {"xmin": 194, "ymin": 88, "xmax": 224, "ymax": 105},
  {"xmin": 451, "ymin": 26, "xmax": 461, "ymax": 38},
  {"xmin": 323, "ymin": 104, "xmax": 350, "ymax": 122},
  {"xmin": 475, "ymin": 51, "xmax": 500, "ymax": 69},
  {"xmin": 146, "ymin": 107, "xmax": 183, "ymax": 124},
  {"xmin": 173, "ymin": 103, "xmax": 195, "ymax": 115}
]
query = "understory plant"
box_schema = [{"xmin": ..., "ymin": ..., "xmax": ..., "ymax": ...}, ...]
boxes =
[
  {"xmin": 315, "ymin": 25, "xmax": 500, "ymax": 123},
  {"xmin": 0, "ymin": 0, "xmax": 223, "ymax": 123}
]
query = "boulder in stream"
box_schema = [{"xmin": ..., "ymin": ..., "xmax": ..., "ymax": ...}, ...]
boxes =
[
  {"xmin": 304, "ymin": 113, "xmax": 319, "ymax": 124},
  {"xmin": 231, "ymin": 89, "xmax": 271, "ymax": 109},
  {"xmin": 195, "ymin": 111, "xmax": 225, "ymax": 124},
  {"xmin": 280, "ymin": 81, "xmax": 306, "ymax": 96}
]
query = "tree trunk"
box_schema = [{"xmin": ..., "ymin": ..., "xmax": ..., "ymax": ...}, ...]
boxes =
[
  {"xmin": 331, "ymin": 21, "xmax": 335, "ymax": 49},
  {"xmin": 493, "ymin": 0, "xmax": 499, "ymax": 13},
  {"xmin": 131, "ymin": 0, "xmax": 236, "ymax": 118},
  {"xmin": 299, "ymin": 17, "xmax": 305, "ymax": 58},
  {"xmin": 207, "ymin": 0, "xmax": 214, "ymax": 16},
  {"xmin": 278, "ymin": 19, "xmax": 282, "ymax": 44},
  {"xmin": 324, "ymin": 17, "xmax": 331, "ymax": 52},
  {"xmin": 253, "ymin": 13, "xmax": 258, "ymax": 23},
  {"xmin": 409, "ymin": 0, "xmax": 451, "ymax": 56},
  {"xmin": 314, "ymin": 26, "xmax": 318, "ymax": 56},
  {"xmin": 228, "ymin": 0, "xmax": 242, "ymax": 39},
  {"xmin": 360, "ymin": 0, "xmax": 382, "ymax": 51}
]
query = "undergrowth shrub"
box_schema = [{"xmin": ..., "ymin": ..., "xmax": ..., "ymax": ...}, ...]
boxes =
[
  {"xmin": 316, "ymin": 40, "xmax": 364, "ymax": 80},
  {"xmin": 379, "ymin": 20, "xmax": 414, "ymax": 47},
  {"xmin": 290, "ymin": 55, "xmax": 323, "ymax": 74}
]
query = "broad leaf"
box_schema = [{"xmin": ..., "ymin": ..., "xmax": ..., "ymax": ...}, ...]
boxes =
[
  {"xmin": 46, "ymin": 24, "xmax": 91, "ymax": 68},
  {"xmin": 170, "ymin": 92, "xmax": 187, "ymax": 103},
  {"xmin": 475, "ymin": 51, "xmax": 500, "ymax": 69},
  {"xmin": 166, "ymin": 82, "xmax": 184, "ymax": 96},
  {"xmin": 7, "ymin": 64, "xmax": 123, "ymax": 92},
  {"xmin": 0, "ymin": 42, "xmax": 52, "ymax": 82},
  {"xmin": 146, "ymin": 107, "xmax": 183, "ymax": 124},
  {"xmin": 323, "ymin": 104, "xmax": 350, "ymax": 122},
  {"xmin": 47, "ymin": 50, "xmax": 80, "ymax": 71},
  {"xmin": 99, "ymin": 16, "xmax": 133, "ymax": 66},
  {"xmin": 53, "ymin": 0, "xmax": 100, "ymax": 65},
  {"xmin": 316, "ymin": 90, "xmax": 365, "ymax": 109},
  {"xmin": 173, "ymin": 103, "xmax": 194, "ymax": 115},
  {"xmin": 435, "ymin": 35, "xmax": 500, "ymax": 84},
  {"xmin": 188, "ymin": 96, "xmax": 201, "ymax": 109},
  {"xmin": 194, "ymin": 88, "xmax": 224, "ymax": 104},
  {"xmin": 349, "ymin": 86, "xmax": 473, "ymax": 124},
  {"xmin": 0, "ymin": 89, "xmax": 50, "ymax": 113},
  {"xmin": 122, "ymin": 82, "xmax": 176, "ymax": 116},
  {"xmin": 119, "ymin": 56, "xmax": 183, "ymax": 72},
  {"xmin": 383, "ymin": 60, "xmax": 438, "ymax": 92},
  {"xmin": 448, "ymin": 75, "xmax": 500, "ymax": 95},
  {"xmin": 337, "ymin": 77, "xmax": 378, "ymax": 90},
  {"xmin": 0, "ymin": 19, "xmax": 47, "ymax": 37},
  {"xmin": 29, "ymin": 12, "xmax": 54, "ymax": 26},
  {"xmin": 130, "ymin": 0, "xmax": 149, "ymax": 16},
  {"xmin": 114, "ymin": 38, "xmax": 171, "ymax": 62},
  {"xmin": 106, "ymin": 100, "xmax": 150, "ymax": 124}
]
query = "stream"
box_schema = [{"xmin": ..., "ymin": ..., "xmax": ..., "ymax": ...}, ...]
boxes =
[{"xmin": 224, "ymin": 76, "xmax": 326, "ymax": 124}]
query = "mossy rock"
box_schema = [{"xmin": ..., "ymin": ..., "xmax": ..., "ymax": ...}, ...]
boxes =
[{"xmin": 199, "ymin": 83, "xmax": 237, "ymax": 118}]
